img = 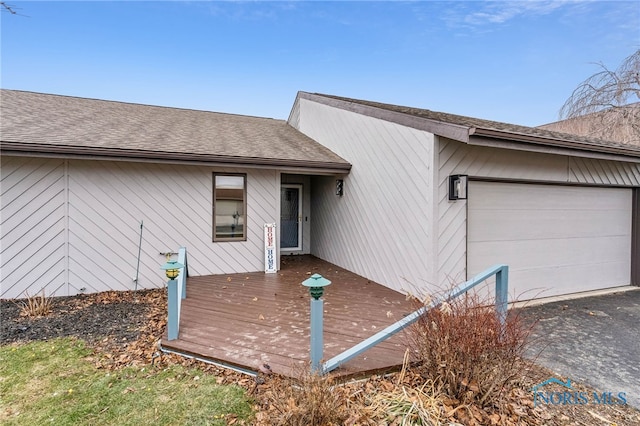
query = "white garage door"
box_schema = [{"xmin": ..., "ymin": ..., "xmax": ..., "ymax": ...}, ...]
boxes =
[{"xmin": 468, "ymin": 182, "xmax": 632, "ymax": 300}]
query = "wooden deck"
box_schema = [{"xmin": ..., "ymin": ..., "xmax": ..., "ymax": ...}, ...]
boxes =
[{"xmin": 160, "ymin": 255, "xmax": 416, "ymax": 378}]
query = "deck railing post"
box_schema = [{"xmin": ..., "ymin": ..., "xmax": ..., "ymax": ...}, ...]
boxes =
[
  {"xmin": 178, "ymin": 247, "xmax": 188, "ymax": 300},
  {"xmin": 495, "ymin": 265, "xmax": 509, "ymax": 328},
  {"xmin": 309, "ymin": 298, "xmax": 324, "ymax": 373},
  {"xmin": 161, "ymin": 257, "xmax": 185, "ymax": 342},
  {"xmin": 167, "ymin": 278, "xmax": 179, "ymax": 340},
  {"xmin": 302, "ymin": 273, "xmax": 332, "ymax": 375}
]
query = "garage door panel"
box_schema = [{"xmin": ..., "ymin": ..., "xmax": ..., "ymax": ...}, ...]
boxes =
[
  {"xmin": 469, "ymin": 209, "xmax": 630, "ymax": 242},
  {"xmin": 508, "ymin": 261, "xmax": 632, "ymax": 299},
  {"xmin": 469, "ymin": 260, "xmax": 631, "ymax": 301},
  {"xmin": 468, "ymin": 182, "xmax": 632, "ymax": 300},
  {"xmin": 468, "ymin": 236, "xmax": 629, "ymax": 275},
  {"xmin": 469, "ymin": 184, "xmax": 630, "ymax": 211}
]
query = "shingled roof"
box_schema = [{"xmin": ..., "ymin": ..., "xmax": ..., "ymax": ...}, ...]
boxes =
[
  {"xmin": 299, "ymin": 92, "xmax": 640, "ymax": 160},
  {"xmin": 0, "ymin": 89, "xmax": 351, "ymax": 172}
]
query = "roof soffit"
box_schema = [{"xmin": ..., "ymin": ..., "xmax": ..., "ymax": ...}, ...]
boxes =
[
  {"xmin": 467, "ymin": 135, "xmax": 640, "ymax": 163},
  {"xmin": 0, "ymin": 141, "xmax": 353, "ymax": 172},
  {"xmin": 469, "ymin": 128, "xmax": 640, "ymax": 160}
]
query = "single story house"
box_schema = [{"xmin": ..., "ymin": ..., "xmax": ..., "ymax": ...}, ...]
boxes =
[
  {"xmin": 0, "ymin": 89, "xmax": 350, "ymax": 299},
  {"xmin": 1, "ymin": 89, "xmax": 638, "ymax": 301}
]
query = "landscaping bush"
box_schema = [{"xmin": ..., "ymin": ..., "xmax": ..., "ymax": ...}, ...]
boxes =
[
  {"xmin": 260, "ymin": 368, "xmax": 350, "ymax": 426},
  {"xmin": 408, "ymin": 290, "xmax": 535, "ymax": 409}
]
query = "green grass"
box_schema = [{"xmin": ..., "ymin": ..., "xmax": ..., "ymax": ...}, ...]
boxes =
[{"xmin": 0, "ymin": 338, "xmax": 253, "ymax": 425}]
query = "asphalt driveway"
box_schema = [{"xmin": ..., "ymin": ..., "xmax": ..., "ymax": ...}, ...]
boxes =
[{"xmin": 521, "ymin": 288, "xmax": 640, "ymax": 409}]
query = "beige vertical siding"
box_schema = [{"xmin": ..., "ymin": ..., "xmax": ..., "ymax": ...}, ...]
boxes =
[
  {"xmin": 1, "ymin": 157, "xmax": 278, "ymax": 298},
  {"xmin": 1, "ymin": 157, "xmax": 67, "ymax": 298},
  {"xmin": 295, "ymin": 98, "xmax": 436, "ymax": 294},
  {"xmin": 437, "ymin": 138, "xmax": 640, "ymax": 288}
]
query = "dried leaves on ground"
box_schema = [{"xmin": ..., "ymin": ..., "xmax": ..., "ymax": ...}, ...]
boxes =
[{"xmin": 2, "ymin": 290, "xmax": 639, "ymax": 425}]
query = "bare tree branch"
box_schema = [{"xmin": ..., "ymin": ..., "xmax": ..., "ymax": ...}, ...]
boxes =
[
  {"xmin": 1, "ymin": 2, "xmax": 17, "ymax": 14},
  {"xmin": 556, "ymin": 50, "xmax": 640, "ymax": 144},
  {"xmin": 1, "ymin": 2, "xmax": 28, "ymax": 17}
]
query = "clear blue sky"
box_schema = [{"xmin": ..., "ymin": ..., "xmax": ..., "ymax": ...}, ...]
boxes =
[{"xmin": 2, "ymin": 1, "xmax": 638, "ymax": 126}]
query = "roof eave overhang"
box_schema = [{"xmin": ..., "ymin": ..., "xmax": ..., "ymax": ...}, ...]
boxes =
[
  {"xmin": 298, "ymin": 92, "xmax": 471, "ymax": 142},
  {"xmin": 301, "ymin": 92, "xmax": 640, "ymax": 163},
  {"xmin": 0, "ymin": 142, "xmax": 352, "ymax": 174},
  {"xmin": 469, "ymin": 128, "xmax": 640, "ymax": 163}
]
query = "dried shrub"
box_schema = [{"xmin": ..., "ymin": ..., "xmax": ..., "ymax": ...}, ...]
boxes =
[
  {"xmin": 17, "ymin": 289, "xmax": 53, "ymax": 318},
  {"xmin": 408, "ymin": 290, "xmax": 535, "ymax": 409},
  {"xmin": 260, "ymin": 369, "xmax": 350, "ymax": 426}
]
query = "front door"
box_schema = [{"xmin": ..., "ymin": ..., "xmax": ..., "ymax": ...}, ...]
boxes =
[{"xmin": 281, "ymin": 184, "xmax": 302, "ymax": 250}]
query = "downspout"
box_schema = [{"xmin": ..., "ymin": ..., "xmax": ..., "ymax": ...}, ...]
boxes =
[{"xmin": 632, "ymin": 189, "xmax": 639, "ymax": 286}]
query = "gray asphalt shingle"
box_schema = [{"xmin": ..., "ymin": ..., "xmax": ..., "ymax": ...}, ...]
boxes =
[{"xmin": 0, "ymin": 89, "xmax": 350, "ymax": 170}]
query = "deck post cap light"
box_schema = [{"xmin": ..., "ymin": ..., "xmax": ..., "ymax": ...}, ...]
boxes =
[
  {"xmin": 161, "ymin": 260, "xmax": 184, "ymax": 280},
  {"xmin": 302, "ymin": 273, "xmax": 331, "ymax": 300}
]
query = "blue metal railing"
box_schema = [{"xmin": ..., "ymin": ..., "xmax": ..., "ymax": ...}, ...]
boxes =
[
  {"xmin": 167, "ymin": 247, "xmax": 188, "ymax": 341},
  {"xmin": 319, "ymin": 264, "xmax": 509, "ymax": 374}
]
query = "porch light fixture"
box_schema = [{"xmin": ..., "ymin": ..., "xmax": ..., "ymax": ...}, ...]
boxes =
[
  {"xmin": 336, "ymin": 179, "xmax": 344, "ymax": 197},
  {"xmin": 448, "ymin": 174, "xmax": 468, "ymax": 200},
  {"xmin": 302, "ymin": 273, "xmax": 332, "ymax": 299},
  {"xmin": 161, "ymin": 259, "xmax": 184, "ymax": 281}
]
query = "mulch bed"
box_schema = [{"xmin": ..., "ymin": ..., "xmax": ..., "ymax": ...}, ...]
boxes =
[
  {"xmin": 1, "ymin": 289, "xmax": 253, "ymax": 380},
  {"xmin": 2, "ymin": 290, "xmax": 639, "ymax": 425},
  {"xmin": 1, "ymin": 290, "xmax": 154, "ymax": 346}
]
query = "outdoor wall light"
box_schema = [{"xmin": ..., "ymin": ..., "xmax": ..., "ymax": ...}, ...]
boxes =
[
  {"xmin": 448, "ymin": 175, "xmax": 468, "ymax": 200},
  {"xmin": 336, "ymin": 179, "xmax": 344, "ymax": 197}
]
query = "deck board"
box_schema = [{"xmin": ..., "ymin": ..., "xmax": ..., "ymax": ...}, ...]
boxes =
[{"xmin": 161, "ymin": 255, "xmax": 417, "ymax": 378}]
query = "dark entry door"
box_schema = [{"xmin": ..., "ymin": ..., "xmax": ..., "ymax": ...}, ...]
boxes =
[{"xmin": 281, "ymin": 185, "xmax": 302, "ymax": 250}]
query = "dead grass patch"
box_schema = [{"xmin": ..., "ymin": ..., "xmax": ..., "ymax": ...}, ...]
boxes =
[
  {"xmin": 258, "ymin": 367, "xmax": 352, "ymax": 426},
  {"xmin": 369, "ymin": 379, "xmax": 446, "ymax": 425},
  {"xmin": 16, "ymin": 289, "xmax": 53, "ymax": 318}
]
